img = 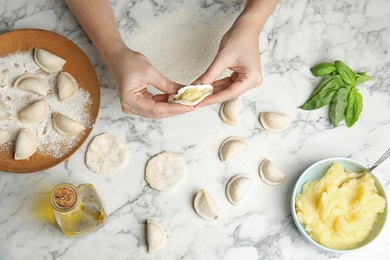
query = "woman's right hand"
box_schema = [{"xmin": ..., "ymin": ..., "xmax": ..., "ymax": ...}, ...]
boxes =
[{"xmin": 106, "ymin": 46, "xmax": 194, "ymax": 118}]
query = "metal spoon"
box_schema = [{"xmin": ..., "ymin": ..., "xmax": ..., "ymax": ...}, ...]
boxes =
[{"xmin": 339, "ymin": 147, "xmax": 390, "ymax": 188}]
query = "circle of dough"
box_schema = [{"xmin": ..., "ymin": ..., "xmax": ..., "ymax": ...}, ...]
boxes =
[
  {"xmin": 145, "ymin": 152, "xmax": 186, "ymax": 192},
  {"xmin": 85, "ymin": 133, "xmax": 128, "ymax": 174}
]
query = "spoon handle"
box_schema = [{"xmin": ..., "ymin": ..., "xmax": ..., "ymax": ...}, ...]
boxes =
[{"xmin": 369, "ymin": 148, "xmax": 390, "ymax": 172}]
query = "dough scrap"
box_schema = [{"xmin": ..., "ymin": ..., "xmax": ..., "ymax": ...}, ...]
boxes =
[
  {"xmin": 85, "ymin": 133, "xmax": 128, "ymax": 174},
  {"xmin": 145, "ymin": 151, "xmax": 186, "ymax": 192}
]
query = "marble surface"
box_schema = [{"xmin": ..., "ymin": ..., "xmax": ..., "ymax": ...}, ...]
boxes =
[{"xmin": 1, "ymin": 0, "xmax": 390, "ymax": 259}]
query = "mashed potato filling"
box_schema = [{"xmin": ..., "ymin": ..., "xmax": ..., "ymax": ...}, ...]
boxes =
[
  {"xmin": 177, "ymin": 88, "xmax": 210, "ymax": 102},
  {"xmin": 295, "ymin": 163, "xmax": 385, "ymax": 250}
]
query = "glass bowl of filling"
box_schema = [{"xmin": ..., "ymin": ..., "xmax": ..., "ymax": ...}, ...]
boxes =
[{"xmin": 291, "ymin": 157, "xmax": 387, "ymax": 252}]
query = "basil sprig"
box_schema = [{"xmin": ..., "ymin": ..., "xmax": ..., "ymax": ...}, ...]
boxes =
[{"xmin": 301, "ymin": 60, "xmax": 374, "ymax": 127}]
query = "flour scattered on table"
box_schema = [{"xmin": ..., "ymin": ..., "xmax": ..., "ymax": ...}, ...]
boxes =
[
  {"xmin": 0, "ymin": 51, "xmax": 92, "ymax": 158},
  {"xmin": 85, "ymin": 133, "xmax": 128, "ymax": 174}
]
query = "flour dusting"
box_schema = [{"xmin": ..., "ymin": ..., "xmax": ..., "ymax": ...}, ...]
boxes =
[
  {"xmin": 124, "ymin": 6, "xmax": 242, "ymax": 89},
  {"xmin": 0, "ymin": 51, "xmax": 92, "ymax": 158}
]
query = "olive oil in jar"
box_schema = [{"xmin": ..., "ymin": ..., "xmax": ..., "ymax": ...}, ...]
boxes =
[{"xmin": 50, "ymin": 183, "xmax": 107, "ymax": 237}]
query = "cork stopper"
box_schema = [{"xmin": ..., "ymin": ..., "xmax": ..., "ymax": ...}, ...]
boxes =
[{"xmin": 54, "ymin": 186, "xmax": 77, "ymax": 208}]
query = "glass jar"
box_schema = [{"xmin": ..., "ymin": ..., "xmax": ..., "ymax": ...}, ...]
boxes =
[{"xmin": 50, "ymin": 183, "xmax": 106, "ymax": 237}]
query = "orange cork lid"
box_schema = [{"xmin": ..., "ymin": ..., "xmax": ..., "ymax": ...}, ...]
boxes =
[{"xmin": 54, "ymin": 186, "xmax": 77, "ymax": 208}]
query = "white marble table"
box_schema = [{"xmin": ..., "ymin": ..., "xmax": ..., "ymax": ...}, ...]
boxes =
[{"xmin": 1, "ymin": 0, "xmax": 390, "ymax": 259}]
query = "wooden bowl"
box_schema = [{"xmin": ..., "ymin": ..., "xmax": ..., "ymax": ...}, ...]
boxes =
[{"xmin": 0, "ymin": 29, "xmax": 100, "ymax": 173}]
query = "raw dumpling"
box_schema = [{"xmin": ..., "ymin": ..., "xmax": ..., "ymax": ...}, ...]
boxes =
[
  {"xmin": 145, "ymin": 152, "xmax": 187, "ymax": 192},
  {"xmin": 259, "ymin": 112, "xmax": 292, "ymax": 133},
  {"xmin": 17, "ymin": 100, "xmax": 50, "ymax": 124},
  {"xmin": 14, "ymin": 128, "xmax": 37, "ymax": 160},
  {"xmin": 14, "ymin": 74, "xmax": 48, "ymax": 96},
  {"xmin": 146, "ymin": 219, "xmax": 167, "ymax": 253},
  {"xmin": 258, "ymin": 158, "xmax": 287, "ymax": 185},
  {"xmin": 58, "ymin": 72, "xmax": 78, "ymax": 101},
  {"xmin": 169, "ymin": 84, "xmax": 213, "ymax": 106},
  {"xmin": 193, "ymin": 189, "xmax": 219, "ymax": 220},
  {"xmin": 0, "ymin": 101, "xmax": 13, "ymax": 121},
  {"xmin": 220, "ymin": 97, "xmax": 240, "ymax": 126},
  {"xmin": 226, "ymin": 174, "xmax": 253, "ymax": 206},
  {"xmin": 52, "ymin": 112, "xmax": 85, "ymax": 137},
  {"xmin": 0, "ymin": 128, "xmax": 10, "ymax": 145},
  {"xmin": 34, "ymin": 48, "xmax": 66, "ymax": 73},
  {"xmin": 218, "ymin": 136, "xmax": 249, "ymax": 162},
  {"xmin": 85, "ymin": 133, "xmax": 128, "ymax": 174}
]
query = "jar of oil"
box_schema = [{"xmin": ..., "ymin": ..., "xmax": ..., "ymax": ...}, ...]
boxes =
[{"xmin": 50, "ymin": 183, "xmax": 107, "ymax": 237}]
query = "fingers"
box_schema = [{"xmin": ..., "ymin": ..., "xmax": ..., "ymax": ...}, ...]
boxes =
[
  {"xmin": 197, "ymin": 75, "xmax": 253, "ymax": 107},
  {"xmin": 147, "ymin": 66, "xmax": 181, "ymax": 95},
  {"xmin": 197, "ymin": 83, "xmax": 243, "ymax": 107},
  {"xmin": 193, "ymin": 54, "xmax": 229, "ymax": 85},
  {"xmin": 122, "ymin": 93, "xmax": 194, "ymax": 118}
]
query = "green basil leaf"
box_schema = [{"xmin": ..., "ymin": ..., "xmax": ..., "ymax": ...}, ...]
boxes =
[
  {"xmin": 355, "ymin": 72, "xmax": 375, "ymax": 85},
  {"xmin": 310, "ymin": 63, "xmax": 336, "ymax": 77},
  {"xmin": 329, "ymin": 88, "xmax": 349, "ymax": 127},
  {"xmin": 300, "ymin": 75, "xmax": 344, "ymax": 110},
  {"xmin": 345, "ymin": 89, "xmax": 363, "ymax": 127},
  {"xmin": 335, "ymin": 60, "xmax": 357, "ymax": 87}
]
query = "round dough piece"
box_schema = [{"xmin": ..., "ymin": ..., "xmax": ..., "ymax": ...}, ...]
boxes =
[
  {"xmin": 145, "ymin": 152, "xmax": 187, "ymax": 192},
  {"xmin": 85, "ymin": 133, "xmax": 128, "ymax": 174}
]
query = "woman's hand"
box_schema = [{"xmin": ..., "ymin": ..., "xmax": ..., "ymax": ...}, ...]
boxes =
[
  {"xmin": 194, "ymin": 0, "xmax": 279, "ymax": 107},
  {"xmin": 106, "ymin": 47, "xmax": 194, "ymax": 118},
  {"xmin": 194, "ymin": 20, "xmax": 263, "ymax": 107}
]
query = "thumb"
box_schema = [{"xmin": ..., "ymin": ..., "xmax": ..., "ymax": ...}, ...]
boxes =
[{"xmin": 194, "ymin": 54, "xmax": 228, "ymax": 85}]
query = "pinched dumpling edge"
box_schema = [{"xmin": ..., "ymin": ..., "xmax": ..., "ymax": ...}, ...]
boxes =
[
  {"xmin": 258, "ymin": 158, "xmax": 287, "ymax": 185},
  {"xmin": 52, "ymin": 112, "xmax": 85, "ymax": 137},
  {"xmin": 14, "ymin": 128, "xmax": 37, "ymax": 160},
  {"xmin": 226, "ymin": 174, "xmax": 253, "ymax": 206},
  {"xmin": 14, "ymin": 74, "xmax": 49, "ymax": 96},
  {"xmin": 218, "ymin": 136, "xmax": 249, "ymax": 162},
  {"xmin": 259, "ymin": 112, "xmax": 292, "ymax": 133},
  {"xmin": 58, "ymin": 72, "xmax": 78, "ymax": 101},
  {"xmin": 34, "ymin": 48, "xmax": 66, "ymax": 73},
  {"xmin": 193, "ymin": 189, "xmax": 219, "ymax": 220},
  {"xmin": 146, "ymin": 219, "xmax": 167, "ymax": 253},
  {"xmin": 220, "ymin": 97, "xmax": 240, "ymax": 126},
  {"xmin": 17, "ymin": 100, "xmax": 50, "ymax": 124}
]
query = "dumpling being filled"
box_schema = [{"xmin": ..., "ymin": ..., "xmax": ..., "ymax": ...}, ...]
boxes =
[
  {"xmin": 57, "ymin": 72, "xmax": 78, "ymax": 101},
  {"xmin": 14, "ymin": 74, "xmax": 49, "ymax": 96},
  {"xmin": 34, "ymin": 48, "xmax": 66, "ymax": 73},
  {"xmin": 14, "ymin": 128, "xmax": 37, "ymax": 160},
  {"xmin": 52, "ymin": 112, "xmax": 85, "ymax": 137},
  {"xmin": 169, "ymin": 84, "xmax": 213, "ymax": 106},
  {"xmin": 18, "ymin": 100, "xmax": 50, "ymax": 124}
]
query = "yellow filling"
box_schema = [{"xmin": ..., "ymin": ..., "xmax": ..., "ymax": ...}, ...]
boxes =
[
  {"xmin": 177, "ymin": 88, "xmax": 209, "ymax": 102},
  {"xmin": 295, "ymin": 163, "xmax": 385, "ymax": 250}
]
